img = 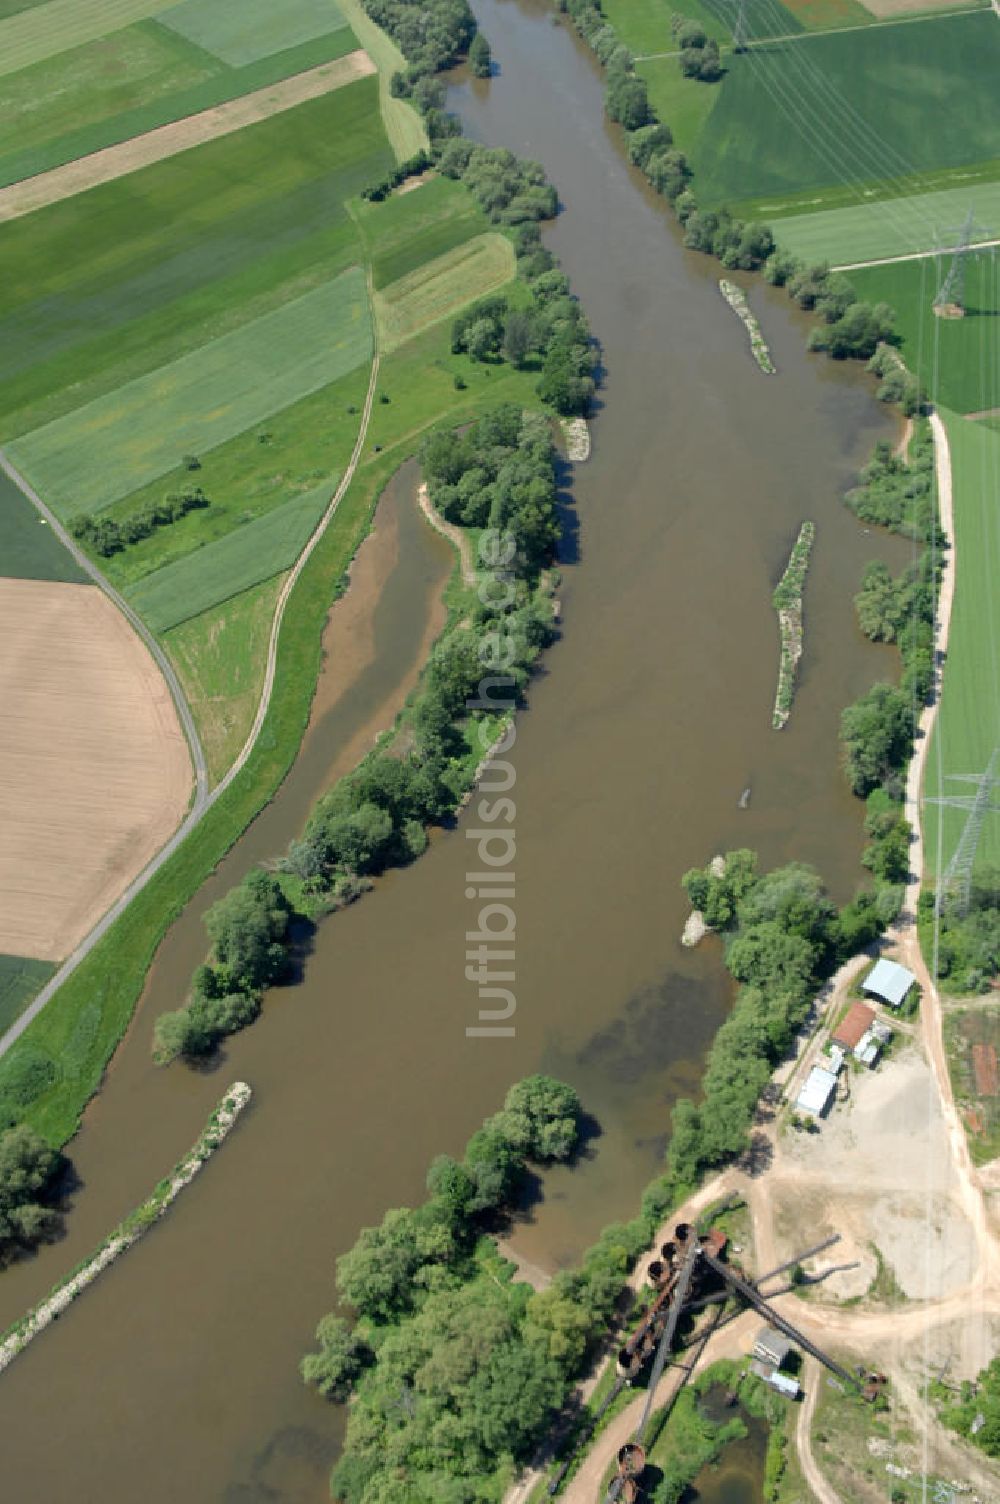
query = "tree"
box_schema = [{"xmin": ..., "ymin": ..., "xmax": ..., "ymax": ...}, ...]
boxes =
[
  {"xmin": 204, "ymin": 869, "xmax": 291, "ymax": 991},
  {"xmin": 466, "ymin": 315, "xmax": 501, "ymax": 362},
  {"xmin": 605, "ymin": 71, "xmax": 650, "ymax": 130},
  {"xmin": 499, "ymin": 1075, "xmax": 581, "ymax": 1160},
  {"xmin": 469, "ymin": 30, "xmax": 491, "ymax": 76},
  {"xmin": 502, "ymin": 307, "xmax": 537, "ymax": 368},
  {"xmin": 301, "ymin": 1314, "xmax": 370, "ymax": 1399},
  {"xmin": 336, "ymin": 1207, "xmax": 426, "ymax": 1319},
  {"xmin": 0, "ymin": 1124, "xmax": 60, "ymax": 1256},
  {"xmin": 840, "ymin": 682, "xmax": 912, "ymax": 796}
]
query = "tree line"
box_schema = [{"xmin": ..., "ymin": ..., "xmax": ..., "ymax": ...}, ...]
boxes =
[
  {"xmin": 836, "ymin": 426, "xmax": 941, "ymax": 908},
  {"xmin": 153, "ymin": 409, "xmax": 561, "ymax": 1062},
  {"xmin": 360, "ymin": 0, "xmax": 596, "ymax": 416},
  {"xmin": 70, "ymin": 485, "xmax": 208, "ymax": 559}
]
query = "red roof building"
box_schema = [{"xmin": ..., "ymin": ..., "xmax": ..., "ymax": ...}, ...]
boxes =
[{"xmin": 831, "ymin": 1001, "xmax": 876, "ymax": 1051}]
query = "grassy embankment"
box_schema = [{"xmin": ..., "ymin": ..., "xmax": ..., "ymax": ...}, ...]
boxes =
[{"xmin": 0, "ymin": 0, "xmax": 359, "ymax": 188}]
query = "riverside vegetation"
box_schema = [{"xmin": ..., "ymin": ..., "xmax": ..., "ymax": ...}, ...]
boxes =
[
  {"xmin": 718, "ymin": 278, "xmax": 774, "ymax": 374},
  {"xmin": 153, "ymin": 407, "xmax": 564, "ymax": 1062},
  {"xmin": 771, "ymin": 521, "xmax": 814, "ymax": 730},
  {"xmin": 151, "ymin": 0, "xmax": 595, "ymax": 1064}
]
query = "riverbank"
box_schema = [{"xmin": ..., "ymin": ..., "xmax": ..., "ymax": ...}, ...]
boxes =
[
  {"xmin": 0, "ymin": 1082, "xmax": 251, "ymax": 1376},
  {"xmin": 772, "ymin": 521, "xmax": 815, "ymax": 729}
]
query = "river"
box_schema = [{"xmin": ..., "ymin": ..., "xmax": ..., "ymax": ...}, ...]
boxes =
[{"xmin": 0, "ymin": 2, "xmax": 906, "ymax": 1498}]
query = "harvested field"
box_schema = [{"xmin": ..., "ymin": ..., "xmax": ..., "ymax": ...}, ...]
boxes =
[
  {"xmin": 862, "ymin": 0, "xmax": 982, "ymax": 13},
  {"xmin": 9, "ymin": 266, "xmax": 371, "ymax": 516},
  {"xmin": 0, "ymin": 578, "xmax": 191, "ymax": 961},
  {"xmin": 374, "ymin": 234, "xmax": 516, "ymax": 353},
  {"xmin": 0, "ymin": 50, "xmax": 375, "ymax": 223}
]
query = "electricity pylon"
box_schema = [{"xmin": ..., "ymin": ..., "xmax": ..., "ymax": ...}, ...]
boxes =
[
  {"xmin": 927, "ymin": 747, "xmax": 1000, "ymax": 916},
  {"xmin": 934, "ymin": 208, "xmax": 992, "ymax": 316},
  {"xmin": 732, "ymin": 0, "xmax": 749, "ymax": 50}
]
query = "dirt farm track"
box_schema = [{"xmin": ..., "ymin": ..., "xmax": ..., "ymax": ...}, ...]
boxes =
[{"xmin": 0, "ymin": 578, "xmax": 191, "ymax": 961}]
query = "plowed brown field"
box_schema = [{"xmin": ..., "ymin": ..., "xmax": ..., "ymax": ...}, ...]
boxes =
[{"xmin": 0, "ymin": 578, "xmax": 191, "ymax": 960}]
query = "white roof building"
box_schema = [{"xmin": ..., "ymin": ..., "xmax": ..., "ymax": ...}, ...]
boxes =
[
  {"xmin": 863, "ymin": 958, "xmax": 916, "ymax": 1008},
  {"xmin": 795, "ymin": 1065, "xmax": 837, "ymax": 1119}
]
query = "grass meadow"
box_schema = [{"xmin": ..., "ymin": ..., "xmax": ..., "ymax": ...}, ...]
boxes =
[
  {"xmin": 770, "ymin": 175, "xmax": 1000, "ymax": 266},
  {"xmin": 374, "ymin": 233, "xmax": 516, "ymax": 352},
  {"xmin": 689, "ymin": 11, "xmax": 1000, "ymax": 210},
  {"xmin": 846, "ymin": 251, "xmax": 1000, "ymax": 415},
  {"xmin": 355, "ymin": 174, "xmax": 491, "ymax": 287},
  {"xmin": 925, "ymin": 412, "xmax": 1000, "ymax": 877},
  {"xmin": 164, "ymin": 574, "xmax": 285, "ymax": 783},
  {"xmin": 9, "ymin": 266, "xmax": 372, "ymax": 515},
  {"xmin": 0, "ymin": 471, "xmax": 85, "ymax": 582}
]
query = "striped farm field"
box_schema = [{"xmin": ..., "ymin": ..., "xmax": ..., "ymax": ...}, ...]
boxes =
[
  {"xmin": 0, "ymin": 0, "xmax": 185, "ymax": 76},
  {"xmin": 8, "ymin": 266, "xmax": 371, "ymax": 517},
  {"xmin": 925, "ymin": 413, "xmax": 1000, "ymax": 875},
  {"xmin": 355, "ymin": 175, "xmax": 491, "ymax": 289},
  {"xmin": 0, "ymin": 25, "xmax": 361, "ymax": 192},
  {"xmin": 159, "ymin": 0, "xmax": 347, "ymax": 66},
  {"xmin": 374, "ymin": 234, "xmax": 517, "ymax": 354},
  {"xmin": 126, "ymin": 483, "xmax": 340, "ymax": 631},
  {"xmin": 772, "ymin": 176, "xmax": 1000, "ymax": 267},
  {"xmin": 0, "ymin": 80, "xmax": 390, "ymax": 443}
]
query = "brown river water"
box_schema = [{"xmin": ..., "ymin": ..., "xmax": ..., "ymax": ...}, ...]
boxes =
[{"xmin": 0, "ymin": 3, "xmax": 907, "ymax": 1497}]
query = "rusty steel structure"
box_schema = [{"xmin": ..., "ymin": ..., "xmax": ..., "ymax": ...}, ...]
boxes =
[{"xmin": 598, "ymin": 1223, "xmax": 859, "ymax": 1502}]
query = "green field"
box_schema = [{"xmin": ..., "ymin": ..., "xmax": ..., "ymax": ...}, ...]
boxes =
[
  {"xmin": 160, "ymin": 0, "xmax": 346, "ymax": 66},
  {"xmin": 0, "ymin": 22, "xmax": 359, "ymax": 191},
  {"xmin": 602, "ymin": 0, "xmax": 731, "ymax": 51},
  {"xmin": 9, "ymin": 266, "xmax": 371, "ymax": 516},
  {"xmin": 925, "ymin": 412, "xmax": 1000, "ymax": 875},
  {"xmin": 355, "ymin": 175, "xmax": 491, "ymax": 288},
  {"xmin": 690, "ymin": 12, "xmax": 1000, "ymax": 210},
  {"xmin": 847, "ymin": 251, "xmax": 1000, "ymax": 415},
  {"xmin": 771, "ymin": 177, "xmax": 1000, "ymax": 266},
  {"xmin": 0, "ymin": 471, "xmax": 86, "ymax": 582},
  {"xmin": 638, "ymin": 55, "xmax": 723, "ymax": 155},
  {"xmin": 94, "ymin": 363, "xmax": 372, "ymax": 589},
  {"xmin": 336, "ymin": 0, "xmax": 426, "ymax": 161},
  {"xmin": 127, "ymin": 482, "xmax": 339, "ymax": 631},
  {"xmin": 374, "ymin": 234, "xmax": 516, "ymax": 353},
  {"xmin": 0, "ymin": 956, "xmax": 54, "ymax": 1036},
  {"xmin": 0, "ymin": 79, "xmax": 390, "ymax": 440}
]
